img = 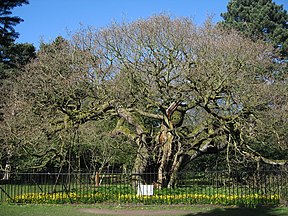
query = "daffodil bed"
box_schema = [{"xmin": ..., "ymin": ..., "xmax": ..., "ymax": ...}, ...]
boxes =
[{"xmin": 8, "ymin": 187, "xmax": 280, "ymax": 207}]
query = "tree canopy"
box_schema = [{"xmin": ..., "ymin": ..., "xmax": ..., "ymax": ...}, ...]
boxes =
[{"xmin": 5, "ymin": 15, "xmax": 287, "ymax": 187}]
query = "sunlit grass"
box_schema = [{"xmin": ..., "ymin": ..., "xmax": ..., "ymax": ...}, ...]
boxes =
[{"xmin": 1, "ymin": 204, "xmax": 288, "ymax": 216}]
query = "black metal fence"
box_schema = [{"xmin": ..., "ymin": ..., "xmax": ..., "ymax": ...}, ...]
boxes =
[{"xmin": 0, "ymin": 170, "xmax": 287, "ymax": 207}]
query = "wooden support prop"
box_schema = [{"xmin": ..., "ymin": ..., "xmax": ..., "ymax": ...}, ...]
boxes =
[{"xmin": 95, "ymin": 172, "xmax": 100, "ymax": 186}]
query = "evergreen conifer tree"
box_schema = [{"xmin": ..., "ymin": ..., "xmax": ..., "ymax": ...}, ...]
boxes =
[{"xmin": 220, "ymin": 0, "xmax": 288, "ymax": 59}]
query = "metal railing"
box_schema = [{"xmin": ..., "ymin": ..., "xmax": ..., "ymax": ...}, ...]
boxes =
[{"xmin": 0, "ymin": 170, "xmax": 287, "ymax": 206}]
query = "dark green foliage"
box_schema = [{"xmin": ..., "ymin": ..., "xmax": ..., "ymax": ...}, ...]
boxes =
[
  {"xmin": 220, "ymin": 0, "xmax": 288, "ymax": 59},
  {"xmin": 4, "ymin": 43, "xmax": 35, "ymax": 68},
  {"xmin": 0, "ymin": 0, "xmax": 28, "ymax": 47},
  {"xmin": 0, "ymin": 0, "xmax": 34, "ymax": 82},
  {"xmin": 0, "ymin": 43, "xmax": 35, "ymax": 80}
]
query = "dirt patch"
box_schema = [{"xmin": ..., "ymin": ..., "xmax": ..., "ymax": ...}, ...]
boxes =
[{"xmin": 79, "ymin": 208, "xmax": 193, "ymax": 215}]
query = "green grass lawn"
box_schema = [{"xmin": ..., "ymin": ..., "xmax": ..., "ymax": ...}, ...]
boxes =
[{"xmin": 0, "ymin": 204, "xmax": 288, "ymax": 216}]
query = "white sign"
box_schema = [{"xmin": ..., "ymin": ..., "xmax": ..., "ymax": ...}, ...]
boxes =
[{"xmin": 137, "ymin": 184, "xmax": 154, "ymax": 196}]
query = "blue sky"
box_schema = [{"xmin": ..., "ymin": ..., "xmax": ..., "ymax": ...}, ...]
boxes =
[{"xmin": 13, "ymin": 0, "xmax": 288, "ymax": 49}]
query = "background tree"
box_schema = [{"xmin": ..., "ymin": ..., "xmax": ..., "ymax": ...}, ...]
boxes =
[
  {"xmin": 0, "ymin": 0, "xmax": 36, "ymax": 178},
  {"xmin": 220, "ymin": 0, "xmax": 288, "ymax": 60},
  {"xmin": 0, "ymin": 0, "xmax": 28, "ymax": 44},
  {"xmin": 0, "ymin": 0, "xmax": 30, "ymax": 73},
  {"xmin": 0, "ymin": 0, "xmax": 35, "ymax": 118},
  {"xmin": 0, "ymin": 0, "xmax": 34, "ymax": 112}
]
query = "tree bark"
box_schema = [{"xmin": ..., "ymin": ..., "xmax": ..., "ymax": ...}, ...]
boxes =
[
  {"xmin": 131, "ymin": 138, "xmax": 150, "ymax": 188},
  {"xmin": 156, "ymin": 101, "xmax": 184, "ymax": 188}
]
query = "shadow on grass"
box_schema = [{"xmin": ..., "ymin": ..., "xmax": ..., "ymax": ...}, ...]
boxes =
[{"xmin": 184, "ymin": 207, "xmax": 288, "ymax": 216}]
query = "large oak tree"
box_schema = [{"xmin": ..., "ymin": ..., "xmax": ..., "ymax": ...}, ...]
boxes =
[{"xmin": 10, "ymin": 15, "xmax": 288, "ymax": 187}]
